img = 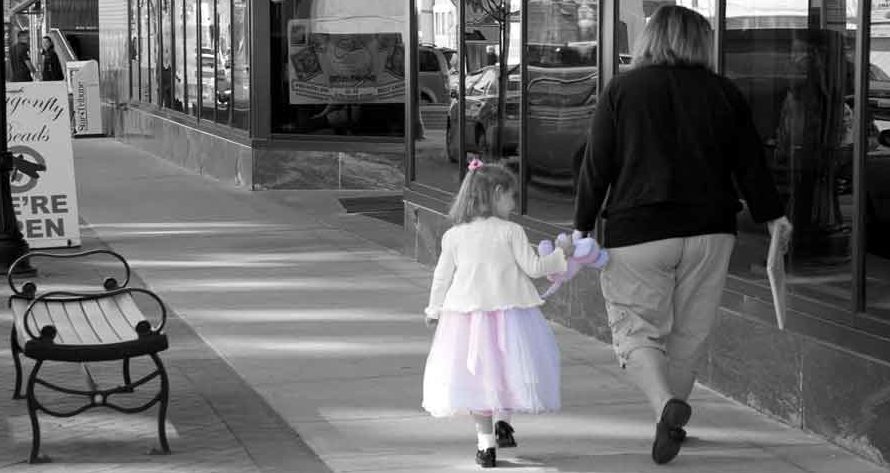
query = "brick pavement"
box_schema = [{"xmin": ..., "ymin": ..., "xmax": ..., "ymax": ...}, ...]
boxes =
[{"xmin": 0, "ymin": 226, "xmax": 330, "ymax": 473}]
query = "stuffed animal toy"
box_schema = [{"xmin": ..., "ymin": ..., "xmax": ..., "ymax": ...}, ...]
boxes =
[{"xmin": 538, "ymin": 233, "xmax": 608, "ymax": 298}]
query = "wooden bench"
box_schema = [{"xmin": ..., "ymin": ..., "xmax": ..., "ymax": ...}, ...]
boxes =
[{"xmin": 7, "ymin": 249, "xmax": 171, "ymax": 463}]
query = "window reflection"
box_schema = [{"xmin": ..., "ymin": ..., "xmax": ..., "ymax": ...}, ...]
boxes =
[
  {"xmin": 161, "ymin": 0, "xmax": 174, "ymax": 109},
  {"xmin": 173, "ymin": 0, "xmax": 186, "ymax": 112},
  {"xmin": 724, "ymin": 4, "xmax": 858, "ymax": 305},
  {"xmin": 414, "ymin": 0, "xmax": 461, "ymax": 192},
  {"xmin": 867, "ymin": 15, "xmax": 890, "ymax": 314},
  {"xmin": 149, "ymin": 0, "xmax": 159, "ymax": 106},
  {"xmin": 460, "ymin": 0, "xmax": 521, "ymax": 175},
  {"xmin": 233, "ymin": 0, "xmax": 249, "ymax": 129},
  {"xmin": 215, "ymin": 0, "xmax": 232, "ymax": 124},
  {"xmin": 185, "ymin": 0, "xmax": 198, "ymax": 116},
  {"xmin": 130, "ymin": 0, "xmax": 140, "ymax": 100},
  {"xmin": 140, "ymin": 0, "xmax": 152, "ymax": 102},
  {"xmin": 526, "ymin": 0, "xmax": 599, "ymax": 225},
  {"xmin": 200, "ymin": 0, "xmax": 216, "ymax": 120}
]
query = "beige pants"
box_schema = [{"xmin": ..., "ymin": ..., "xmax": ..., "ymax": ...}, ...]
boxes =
[{"xmin": 600, "ymin": 234, "xmax": 735, "ymax": 369}]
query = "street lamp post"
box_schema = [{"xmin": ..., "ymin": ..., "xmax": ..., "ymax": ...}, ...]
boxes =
[{"xmin": 0, "ymin": 8, "xmax": 36, "ymax": 276}]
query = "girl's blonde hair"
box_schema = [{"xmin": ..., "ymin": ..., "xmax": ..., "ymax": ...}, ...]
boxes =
[
  {"xmin": 448, "ymin": 162, "xmax": 518, "ymax": 225},
  {"xmin": 631, "ymin": 5, "xmax": 713, "ymax": 70}
]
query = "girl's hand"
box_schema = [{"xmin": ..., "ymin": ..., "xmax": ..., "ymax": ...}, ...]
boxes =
[
  {"xmin": 556, "ymin": 237, "xmax": 575, "ymax": 258},
  {"xmin": 425, "ymin": 316, "xmax": 439, "ymax": 328}
]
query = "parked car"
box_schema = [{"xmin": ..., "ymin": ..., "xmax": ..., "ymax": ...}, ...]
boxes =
[
  {"xmin": 185, "ymin": 47, "xmax": 231, "ymax": 111},
  {"xmin": 446, "ymin": 65, "xmax": 521, "ymax": 163},
  {"xmin": 445, "ymin": 42, "xmax": 628, "ymax": 182},
  {"xmin": 419, "ymin": 44, "xmax": 452, "ymax": 104}
]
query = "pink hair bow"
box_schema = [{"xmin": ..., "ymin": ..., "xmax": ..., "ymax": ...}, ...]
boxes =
[{"xmin": 468, "ymin": 158, "xmax": 484, "ymax": 171}]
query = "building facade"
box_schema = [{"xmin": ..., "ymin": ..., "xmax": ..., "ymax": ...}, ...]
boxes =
[{"xmin": 98, "ymin": 0, "xmax": 890, "ymax": 466}]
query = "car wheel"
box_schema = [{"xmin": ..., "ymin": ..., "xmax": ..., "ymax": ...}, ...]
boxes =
[
  {"xmin": 476, "ymin": 127, "xmax": 490, "ymax": 160},
  {"xmin": 446, "ymin": 122, "xmax": 457, "ymax": 163},
  {"xmin": 420, "ymin": 93, "xmax": 434, "ymax": 105}
]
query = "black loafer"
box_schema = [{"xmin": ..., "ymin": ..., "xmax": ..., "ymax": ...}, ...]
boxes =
[
  {"xmin": 651, "ymin": 399, "xmax": 692, "ymax": 465},
  {"xmin": 476, "ymin": 447, "xmax": 497, "ymax": 468},
  {"xmin": 495, "ymin": 421, "xmax": 517, "ymax": 448},
  {"xmin": 676, "ymin": 427, "xmax": 687, "ymax": 443}
]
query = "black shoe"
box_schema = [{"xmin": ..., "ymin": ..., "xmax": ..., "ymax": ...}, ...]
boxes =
[
  {"xmin": 676, "ymin": 427, "xmax": 687, "ymax": 443},
  {"xmin": 476, "ymin": 447, "xmax": 496, "ymax": 468},
  {"xmin": 651, "ymin": 399, "xmax": 692, "ymax": 465},
  {"xmin": 495, "ymin": 421, "xmax": 517, "ymax": 448}
]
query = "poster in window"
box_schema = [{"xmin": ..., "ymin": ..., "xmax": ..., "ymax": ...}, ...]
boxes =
[{"xmin": 286, "ymin": 10, "xmax": 406, "ymax": 105}]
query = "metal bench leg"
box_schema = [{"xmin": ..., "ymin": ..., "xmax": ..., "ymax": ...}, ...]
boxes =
[
  {"xmin": 150, "ymin": 353, "xmax": 171, "ymax": 454},
  {"xmin": 26, "ymin": 360, "xmax": 50, "ymax": 464},
  {"xmin": 10, "ymin": 327, "xmax": 24, "ymax": 400},
  {"xmin": 122, "ymin": 357, "xmax": 133, "ymax": 392}
]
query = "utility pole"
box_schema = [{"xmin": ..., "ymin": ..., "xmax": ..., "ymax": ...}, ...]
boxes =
[{"xmin": 0, "ymin": 8, "xmax": 36, "ymax": 275}]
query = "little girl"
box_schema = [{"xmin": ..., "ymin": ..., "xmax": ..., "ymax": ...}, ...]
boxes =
[{"xmin": 422, "ymin": 159, "xmax": 571, "ymax": 468}]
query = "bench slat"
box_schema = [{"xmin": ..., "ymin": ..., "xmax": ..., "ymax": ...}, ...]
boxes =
[
  {"xmin": 40, "ymin": 302, "xmax": 81, "ymax": 344},
  {"xmin": 97, "ymin": 297, "xmax": 138, "ymax": 342},
  {"xmin": 57, "ymin": 301, "xmax": 101, "ymax": 345},
  {"xmin": 80, "ymin": 299, "xmax": 125, "ymax": 344},
  {"xmin": 113, "ymin": 294, "xmax": 147, "ymax": 331},
  {"xmin": 30, "ymin": 302, "xmax": 56, "ymax": 341}
]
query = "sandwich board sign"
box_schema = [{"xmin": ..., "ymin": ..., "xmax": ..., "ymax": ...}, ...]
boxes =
[{"xmin": 6, "ymin": 81, "xmax": 82, "ymax": 248}]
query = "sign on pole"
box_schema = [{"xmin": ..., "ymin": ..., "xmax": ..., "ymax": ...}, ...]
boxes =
[{"xmin": 6, "ymin": 82, "xmax": 82, "ymax": 248}]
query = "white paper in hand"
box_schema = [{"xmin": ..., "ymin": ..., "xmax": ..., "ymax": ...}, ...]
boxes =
[{"xmin": 766, "ymin": 230, "xmax": 787, "ymax": 330}]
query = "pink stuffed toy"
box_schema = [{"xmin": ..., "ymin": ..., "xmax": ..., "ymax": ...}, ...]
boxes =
[{"xmin": 538, "ymin": 233, "xmax": 609, "ymax": 298}]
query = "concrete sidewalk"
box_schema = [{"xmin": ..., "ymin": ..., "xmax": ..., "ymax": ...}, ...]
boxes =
[{"xmin": 3, "ymin": 137, "xmax": 886, "ymax": 472}]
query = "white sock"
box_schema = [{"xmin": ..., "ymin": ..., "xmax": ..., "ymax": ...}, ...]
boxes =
[{"xmin": 477, "ymin": 433, "xmax": 496, "ymax": 450}]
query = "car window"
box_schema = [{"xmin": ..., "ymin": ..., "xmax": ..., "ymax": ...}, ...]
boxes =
[
  {"xmin": 420, "ymin": 49, "xmax": 441, "ymax": 72},
  {"xmin": 467, "ymin": 71, "xmax": 488, "ymax": 96},
  {"xmin": 871, "ymin": 64, "xmax": 890, "ymax": 82},
  {"xmin": 527, "ymin": 42, "xmax": 597, "ymax": 67}
]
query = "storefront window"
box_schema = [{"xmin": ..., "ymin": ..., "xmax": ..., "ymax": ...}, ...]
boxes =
[
  {"xmin": 149, "ymin": 0, "xmax": 159, "ymax": 106},
  {"xmin": 724, "ymin": 1, "xmax": 858, "ymax": 306},
  {"xmin": 461, "ymin": 0, "xmax": 521, "ymax": 180},
  {"xmin": 232, "ymin": 0, "xmax": 249, "ymax": 130},
  {"xmin": 200, "ymin": 0, "xmax": 216, "ymax": 119},
  {"xmin": 126, "ymin": 0, "xmax": 248, "ymax": 129},
  {"xmin": 215, "ymin": 0, "xmax": 232, "ymax": 124},
  {"xmin": 160, "ymin": 0, "xmax": 174, "ymax": 109},
  {"xmin": 414, "ymin": 0, "xmax": 461, "ymax": 191},
  {"xmin": 525, "ymin": 0, "xmax": 599, "ymax": 225},
  {"xmin": 186, "ymin": 0, "xmax": 199, "ymax": 116},
  {"xmin": 270, "ymin": 0, "xmax": 406, "ymax": 136},
  {"xmin": 867, "ymin": 10, "xmax": 890, "ymax": 315},
  {"xmin": 130, "ymin": 0, "xmax": 140, "ymax": 100},
  {"xmin": 140, "ymin": 0, "xmax": 152, "ymax": 102},
  {"xmin": 173, "ymin": 0, "xmax": 186, "ymax": 112}
]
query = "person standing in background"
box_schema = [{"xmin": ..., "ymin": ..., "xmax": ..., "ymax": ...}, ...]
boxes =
[
  {"xmin": 10, "ymin": 30, "xmax": 38, "ymax": 82},
  {"xmin": 41, "ymin": 36, "xmax": 65, "ymax": 81}
]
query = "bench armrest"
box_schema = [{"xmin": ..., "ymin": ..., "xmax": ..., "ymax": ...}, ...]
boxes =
[{"xmin": 8, "ymin": 249, "xmax": 132, "ymax": 296}]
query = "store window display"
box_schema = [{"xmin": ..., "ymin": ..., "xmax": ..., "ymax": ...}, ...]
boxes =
[{"xmin": 271, "ymin": 0, "xmax": 407, "ymax": 136}]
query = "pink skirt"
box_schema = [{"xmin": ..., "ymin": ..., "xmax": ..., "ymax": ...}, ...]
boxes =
[{"xmin": 422, "ymin": 307, "xmax": 561, "ymax": 418}]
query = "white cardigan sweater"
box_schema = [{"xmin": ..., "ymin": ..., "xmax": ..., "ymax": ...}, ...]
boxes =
[{"xmin": 424, "ymin": 217, "xmax": 568, "ymax": 318}]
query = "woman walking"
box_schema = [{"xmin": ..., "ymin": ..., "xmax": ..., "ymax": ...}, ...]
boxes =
[{"xmin": 573, "ymin": 5, "xmax": 792, "ymax": 465}]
